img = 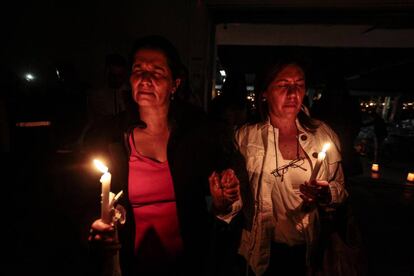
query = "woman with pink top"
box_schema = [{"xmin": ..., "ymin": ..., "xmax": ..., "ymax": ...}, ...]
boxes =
[{"xmin": 88, "ymin": 36, "xmax": 243, "ymax": 276}]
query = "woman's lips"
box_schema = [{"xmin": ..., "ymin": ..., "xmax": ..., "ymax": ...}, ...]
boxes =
[{"xmin": 138, "ymin": 91, "xmax": 154, "ymax": 96}]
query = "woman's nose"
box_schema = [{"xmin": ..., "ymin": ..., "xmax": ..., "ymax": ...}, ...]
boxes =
[
  {"xmin": 141, "ymin": 71, "xmax": 153, "ymax": 83},
  {"xmin": 286, "ymin": 86, "xmax": 299, "ymax": 96}
]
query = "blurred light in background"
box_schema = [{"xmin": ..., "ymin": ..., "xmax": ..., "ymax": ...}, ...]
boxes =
[
  {"xmin": 56, "ymin": 68, "xmax": 61, "ymax": 80},
  {"xmin": 25, "ymin": 73, "xmax": 35, "ymax": 81}
]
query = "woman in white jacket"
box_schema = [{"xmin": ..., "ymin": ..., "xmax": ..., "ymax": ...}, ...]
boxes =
[{"xmin": 231, "ymin": 60, "xmax": 348, "ymax": 275}]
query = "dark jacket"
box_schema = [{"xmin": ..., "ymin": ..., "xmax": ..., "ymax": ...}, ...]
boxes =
[{"xmin": 99, "ymin": 99, "xmax": 246, "ymax": 276}]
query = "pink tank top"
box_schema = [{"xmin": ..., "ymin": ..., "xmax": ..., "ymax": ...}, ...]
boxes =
[{"xmin": 128, "ymin": 134, "xmax": 183, "ymax": 260}]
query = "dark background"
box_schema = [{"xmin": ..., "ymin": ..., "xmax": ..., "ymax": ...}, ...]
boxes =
[{"xmin": 2, "ymin": 1, "xmax": 414, "ymax": 275}]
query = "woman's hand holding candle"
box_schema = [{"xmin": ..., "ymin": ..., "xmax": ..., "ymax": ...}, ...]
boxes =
[
  {"xmin": 89, "ymin": 160, "xmax": 125, "ymax": 243},
  {"xmin": 300, "ymin": 143, "xmax": 332, "ymax": 211},
  {"xmin": 88, "ymin": 219, "xmax": 116, "ymax": 243},
  {"xmin": 299, "ymin": 180, "xmax": 332, "ymax": 208}
]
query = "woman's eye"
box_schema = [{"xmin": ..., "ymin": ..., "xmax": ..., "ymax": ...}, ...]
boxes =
[
  {"xmin": 270, "ymin": 84, "xmax": 288, "ymax": 91},
  {"xmin": 132, "ymin": 67, "xmax": 142, "ymax": 73},
  {"xmin": 153, "ymin": 71, "xmax": 165, "ymax": 79},
  {"xmin": 277, "ymin": 84, "xmax": 289, "ymax": 90}
]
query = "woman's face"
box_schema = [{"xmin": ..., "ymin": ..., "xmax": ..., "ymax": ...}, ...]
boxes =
[
  {"xmin": 130, "ymin": 48, "xmax": 180, "ymax": 108},
  {"xmin": 263, "ymin": 64, "xmax": 305, "ymax": 120}
]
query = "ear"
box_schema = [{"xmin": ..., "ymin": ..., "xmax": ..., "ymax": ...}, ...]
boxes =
[{"xmin": 172, "ymin": 78, "xmax": 182, "ymax": 94}]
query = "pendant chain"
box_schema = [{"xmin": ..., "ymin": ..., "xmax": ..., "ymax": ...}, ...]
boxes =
[{"xmin": 272, "ymin": 126, "xmax": 299, "ymax": 182}]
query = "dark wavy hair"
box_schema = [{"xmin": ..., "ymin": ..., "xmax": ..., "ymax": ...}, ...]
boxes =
[
  {"xmin": 128, "ymin": 36, "xmax": 204, "ymax": 128},
  {"xmin": 129, "ymin": 35, "xmax": 184, "ymax": 81},
  {"xmin": 255, "ymin": 58, "xmax": 319, "ymax": 132}
]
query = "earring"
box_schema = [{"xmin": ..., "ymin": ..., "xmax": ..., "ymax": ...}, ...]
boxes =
[
  {"xmin": 262, "ymin": 97, "xmax": 267, "ymax": 102},
  {"xmin": 170, "ymin": 92, "xmax": 175, "ymax": 101}
]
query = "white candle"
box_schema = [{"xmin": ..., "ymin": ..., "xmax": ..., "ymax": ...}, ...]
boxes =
[
  {"xmin": 309, "ymin": 143, "xmax": 330, "ymax": 182},
  {"xmin": 94, "ymin": 159, "xmax": 112, "ymax": 224},
  {"xmin": 371, "ymin": 163, "xmax": 379, "ymax": 172},
  {"xmin": 407, "ymin": 172, "xmax": 414, "ymax": 182}
]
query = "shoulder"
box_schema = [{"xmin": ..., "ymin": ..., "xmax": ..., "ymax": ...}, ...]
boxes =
[
  {"xmin": 313, "ymin": 120, "xmax": 342, "ymax": 150},
  {"xmin": 236, "ymin": 123, "xmax": 251, "ymax": 138},
  {"xmin": 235, "ymin": 122, "xmax": 262, "ymax": 144},
  {"xmin": 171, "ymin": 99, "xmax": 207, "ymax": 130},
  {"xmin": 317, "ymin": 121, "xmax": 339, "ymax": 138},
  {"xmin": 236, "ymin": 122, "xmax": 262, "ymax": 134}
]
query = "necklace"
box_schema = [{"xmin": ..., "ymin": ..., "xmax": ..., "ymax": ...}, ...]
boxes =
[{"xmin": 271, "ymin": 126, "xmax": 306, "ymax": 181}]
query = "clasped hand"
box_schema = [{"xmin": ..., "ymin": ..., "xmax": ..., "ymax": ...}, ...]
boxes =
[
  {"xmin": 89, "ymin": 219, "xmax": 117, "ymax": 243},
  {"xmin": 209, "ymin": 168, "xmax": 240, "ymax": 214},
  {"xmin": 89, "ymin": 201, "xmax": 125, "ymax": 243},
  {"xmin": 299, "ymin": 180, "xmax": 332, "ymax": 208}
]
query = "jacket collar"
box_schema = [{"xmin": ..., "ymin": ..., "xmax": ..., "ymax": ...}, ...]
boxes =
[{"xmin": 259, "ymin": 117, "xmax": 307, "ymax": 134}]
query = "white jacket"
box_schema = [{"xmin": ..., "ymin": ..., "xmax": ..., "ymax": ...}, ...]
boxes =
[{"xmin": 234, "ymin": 118, "xmax": 348, "ymax": 275}]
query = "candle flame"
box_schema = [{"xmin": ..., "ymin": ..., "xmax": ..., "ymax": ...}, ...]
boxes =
[
  {"xmin": 93, "ymin": 159, "xmax": 108, "ymax": 173},
  {"xmin": 407, "ymin": 172, "xmax": 414, "ymax": 182},
  {"xmin": 322, "ymin": 143, "xmax": 330, "ymax": 153}
]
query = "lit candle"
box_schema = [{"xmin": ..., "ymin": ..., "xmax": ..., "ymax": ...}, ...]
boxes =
[
  {"xmin": 309, "ymin": 143, "xmax": 330, "ymax": 182},
  {"xmin": 371, "ymin": 163, "xmax": 379, "ymax": 172},
  {"xmin": 94, "ymin": 159, "xmax": 112, "ymax": 224},
  {"xmin": 407, "ymin": 172, "xmax": 414, "ymax": 182},
  {"xmin": 371, "ymin": 172, "xmax": 380, "ymax": 179}
]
